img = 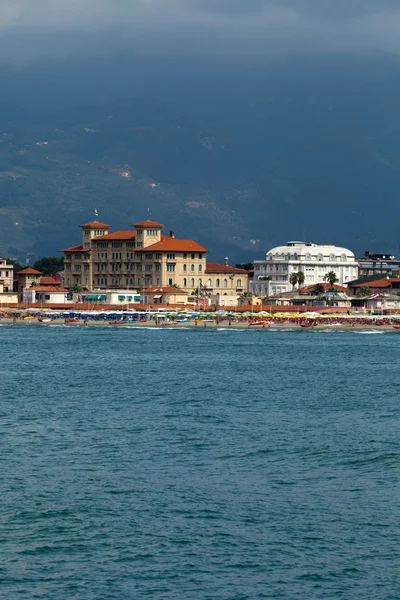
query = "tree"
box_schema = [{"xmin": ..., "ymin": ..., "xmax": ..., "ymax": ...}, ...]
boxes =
[
  {"xmin": 235, "ymin": 263, "xmax": 254, "ymax": 271},
  {"xmin": 33, "ymin": 256, "xmax": 64, "ymax": 275},
  {"xmin": 314, "ymin": 283, "xmax": 325, "ymax": 295},
  {"xmin": 356, "ymin": 285, "xmax": 371, "ymax": 298},
  {"xmin": 70, "ymin": 283, "xmax": 82, "ymax": 293},
  {"xmin": 6, "ymin": 258, "xmax": 24, "ymax": 273},
  {"xmin": 297, "ymin": 271, "xmax": 305, "ymax": 288},
  {"xmin": 324, "ymin": 271, "xmax": 339, "ymax": 288},
  {"xmin": 289, "ymin": 272, "xmax": 298, "ymax": 289}
]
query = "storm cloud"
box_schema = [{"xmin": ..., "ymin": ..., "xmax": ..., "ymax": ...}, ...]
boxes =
[{"xmin": 1, "ymin": 0, "xmax": 400, "ymax": 63}]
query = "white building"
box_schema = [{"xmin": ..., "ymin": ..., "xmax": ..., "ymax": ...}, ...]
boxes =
[{"xmin": 251, "ymin": 241, "xmax": 359, "ymax": 297}]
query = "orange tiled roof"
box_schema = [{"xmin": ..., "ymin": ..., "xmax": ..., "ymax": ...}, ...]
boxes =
[
  {"xmin": 94, "ymin": 230, "xmax": 136, "ymax": 241},
  {"xmin": 40, "ymin": 276, "xmax": 60, "ymax": 285},
  {"xmin": 60, "ymin": 244, "xmax": 87, "ymax": 253},
  {"xmin": 205, "ymin": 262, "xmax": 248, "ymax": 274},
  {"xmin": 80, "ymin": 220, "xmax": 110, "ymax": 229},
  {"xmin": 299, "ymin": 282, "xmax": 348, "ymax": 293},
  {"xmin": 33, "ymin": 286, "xmax": 66, "ymax": 292},
  {"xmin": 16, "ymin": 267, "xmax": 42, "ymax": 275},
  {"xmin": 143, "ymin": 286, "xmax": 186, "ymax": 294},
  {"xmin": 137, "ymin": 239, "xmax": 207, "ymax": 253},
  {"xmin": 134, "ymin": 219, "xmax": 163, "ymax": 228},
  {"xmin": 354, "ymin": 279, "xmax": 392, "ymax": 288}
]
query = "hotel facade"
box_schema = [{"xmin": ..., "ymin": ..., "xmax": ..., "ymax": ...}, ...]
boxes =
[
  {"xmin": 61, "ymin": 219, "xmax": 248, "ymax": 296},
  {"xmin": 251, "ymin": 241, "xmax": 359, "ymax": 297}
]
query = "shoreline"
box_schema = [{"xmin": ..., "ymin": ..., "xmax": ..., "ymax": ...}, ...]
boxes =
[{"xmin": 1, "ymin": 318, "xmax": 399, "ymax": 331}]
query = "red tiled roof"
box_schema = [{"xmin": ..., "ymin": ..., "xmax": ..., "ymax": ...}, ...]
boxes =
[
  {"xmin": 142, "ymin": 286, "xmax": 186, "ymax": 294},
  {"xmin": 94, "ymin": 230, "xmax": 136, "ymax": 241},
  {"xmin": 40, "ymin": 276, "xmax": 60, "ymax": 285},
  {"xmin": 134, "ymin": 220, "xmax": 163, "ymax": 228},
  {"xmin": 33, "ymin": 286, "xmax": 66, "ymax": 292},
  {"xmin": 80, "ymin": 221, "xmax": 110, "ymax": 229},
  {"xmin": 205, "ymin": 262, "xmax": 248, "ymax": 274},
  {"xmin": 16, "ymin": 267, "xmax": 42, "ymax": 275},
  {"xmin": 354, "ymin": 279, "xmax": 392, "ymax": 288},
  {"xmin": 136, "ymin": 239, "xmax": 207, "ymax": 253},
  {"xmin": 299, "ymin": 282, "xmax": 348, "ymax": 293},
  {"xmin": 60, "ymin": 244, "xmax": 87, "ymax": 253}
]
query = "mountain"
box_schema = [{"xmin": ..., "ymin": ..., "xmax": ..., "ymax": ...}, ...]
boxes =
[{"xmin": 2, "ymin": 56, "xmax": 400, "ymax": 263}]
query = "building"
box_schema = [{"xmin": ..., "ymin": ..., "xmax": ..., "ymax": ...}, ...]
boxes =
[
  {"xmin": 251, "ymin": 241, "xmax": 358, "ymax": 297},
  {"xmin": 61, "ymin": 219, "xmax": 249, "ymax": 298},
  {"xmin": 14, "ymin": 267, "xmax": 43, "ymax": 299},
  {"xmin": 141, "ymin": 286, "xmax": 188, "ymax": 305},
  {"xmin": 357, "ymin": 251, "xmax": 400, "ymax": 278},
  {"xmin": 0, "ymin": 258, "xmax": 14, "ymax": 292},
  {"xmin": 23, "ymin": 286, "xmax": 68, "ymax": 304},
  {"xmin": 348, "ymin": 277, "xmax": 400, "ymax": 297},
  {"xmin": 82, "ymin": 290, "xmax": 141, "ymax": 305}
]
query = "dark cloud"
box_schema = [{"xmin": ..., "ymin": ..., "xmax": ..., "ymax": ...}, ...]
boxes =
[{"xmin": 1, "ymin": 0, "xmax": 400, "ymax": 64}]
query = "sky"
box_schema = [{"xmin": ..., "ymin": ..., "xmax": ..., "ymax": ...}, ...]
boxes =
[{"xmin": 1, "ymin": 0, "xmax": 400, "ymax": 64}]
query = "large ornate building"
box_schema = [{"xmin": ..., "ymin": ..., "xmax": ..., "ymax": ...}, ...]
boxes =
[
  {"xmin": 61, "ymin": 219, "xmax": 248, "ymax": 296},
  {"xmin": 251, "ymin": 241, "xmax": 359, "ymax": 297}
]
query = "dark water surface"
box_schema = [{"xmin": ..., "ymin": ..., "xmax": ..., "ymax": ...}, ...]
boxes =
[{"xmin": 1, "ymin": 326, "xmax": 399, "ymax": 599}]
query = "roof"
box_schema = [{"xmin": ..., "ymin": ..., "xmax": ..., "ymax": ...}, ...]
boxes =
[
  {"xmin": 80, "ymin": 220, "xmax": 110, "ymax": 229},
  {"xmin": 60, "ymin": 244, "xmax": 87, "ymax": 253},
  {"xmin": 134, "ymin": 220, "xmax": 163, "ymax": 228},
  {"xmin": 16, "ymin": 267, "xmax": 42, "ymax": 275},
  {"xmin": 205, "ymin": 262, "xmax": 248, "ymax": 274},
  {"xmin": 136, "ymin": 239, "xmax": 207, "ymax": 253},
  {"xmin": 32, "ymin": 286, "xmax": 66, "ymax": 292},
  {"xmin": 299, "ymin": 282, "xmax": 348, "ymax": 293},
  {"xmin": 265, "ymin": 242, "xmax": 355, "ymax": 260},
  {"xmin": 94, "ymin": 230, "xmax": 136, "ymax": 241},
  {"xmin": 354, "ymin": 279, "xmax": 393, "ymax": 288},
  {"xmin": 40, "ymin": 276, "xmax": 61, "ymax": 285},
  {"xmin": 142, "ymin": 286, "xmax": 187, "ymax": 294}
]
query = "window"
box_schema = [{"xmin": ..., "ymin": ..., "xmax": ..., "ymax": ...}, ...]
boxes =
[
  {"xmin": 155, "ymin": 264, "xmax": 161, "ymax": 271},
  {"xmin": 166, "ymin": 264, "xmax": 175, "ymax": 272},
  {"xmin": 191, "ymin": 264, "xmax": 195, "ymax": 272},
  {"xmin": 84, "ymin": 230, "xmax": 90, "ymax": 236},
  {"xmin": 137, "ymin": 264, "xmax": 142, "ymax": 271},
  {"xmin": 199, "ymin": 253, "xmax": 203, "ymax": 259},
  {"xmin": 191, "ymin": 253, "xmax": 195, "ymax": 260},
  {"xmin": 74, "ymin": 265, "xmax": 81, "ymax": 272},
  {"xmin": 237, "ymin": 279, "xmax": 242, "ymax": 288},
  {"xmin": 112, "ymin": 242, "xmax": 122, "ymax": 248},
  {"xmin": 146, "ymin": 229, "xmax": 157, "ymax": 236},
  {"xmin": 168, "ymin": 278, "xmax": 173, "ymax": 286},
  {"xmin": 183, "ymin": 253, "xmax": 187, "ymax": 259},
  {"xmin": 167, "ymin": 253, "xmax": 176, "ymax": 260},
  {"xmin": 145, "ymin": 265, "xmax": 152, "ymax": 272},
  {"xmin": 207, "ymin": 278, "xmax": 212, "ymax": 288},
  {"xmin": 216, "ymin": 278, "xmax": 220, "ymax": 288},
  {"xmin": 190, "ymin": 278, "xmax": 195, "ymax": 288},
  {"xmin": 155, "ymin": 253, "xmax": 161, "ymax": 259},
  {"xmin": 183, "ymin": 264, "xmax": 187, "ymax": 272},
  {"xmin": 223, "ymin": 279, "xmax": 228, "ymax": 288},
  {"xmin": 65, "ymin": 264, "xmax": 71, "ymax": 271},
  {"xmin": 198, "ymin": 265, "xmax": 202, "ymax": 272},
  {"xmin": 145, "ymin": 253, "xmax": 153, "ymax": 259},
  {"xmin": 183, "ymin": 278, "xmax": 187, "ymax": 287}
]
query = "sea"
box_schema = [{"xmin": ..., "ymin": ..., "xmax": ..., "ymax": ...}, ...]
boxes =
[{"xmin": 1, "ymin": 325, "xmax": 399, "ymax": 599}]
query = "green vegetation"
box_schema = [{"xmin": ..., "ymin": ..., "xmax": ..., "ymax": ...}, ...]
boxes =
[
  {"xmin": 235, "ymin": 263, "xmax": 253, "ymax": 271},
  {"xmin": 33, "ymin": 256, "xmax": 64, "ymax": 275},
  {"xmin": 289, "ymin": 271, "xmax": 305, "ymax": 289},
  {"xmin": 324, "ymin": 271, "xmax": 339, "ymax": 288},
  {"xmin": 356, "ymin": 285, "xmax": 372, "ymax": 298},
  {"xmin": 314, "ymin": 283, "xmax": 325, "ymax": 295}
]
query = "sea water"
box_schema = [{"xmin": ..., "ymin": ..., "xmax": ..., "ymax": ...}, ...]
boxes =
[{"xmin": 1, "ymin": 326, "xmax": 399, "ymax": 599}]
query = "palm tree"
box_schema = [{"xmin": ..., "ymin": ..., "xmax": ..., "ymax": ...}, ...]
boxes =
[
  {"xmin": 70, "ymin": 283, "xmax": 82, "ymax": 293},
  {"xmin": 314, "ymin": 283, "xmax": 324, "ymax": 296},
  {"xmin": 324, "ymin": 271, "xmax": 339, "ymax": 288},
  {"xmin": 297, "ymin": 271, "xmax": 305, "ymax": 289},
  {"xmin": 356, "ymin": 285, "xmax": 371, "ymax": 298},
  {"xmin": 289, "ymin": 272, "xmax": 298, "ymax": 289}
]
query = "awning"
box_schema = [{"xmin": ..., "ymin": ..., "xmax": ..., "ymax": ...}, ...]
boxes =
[
  {"xmin": 153, "ymin": 294, "xmax": 162, "ymax": 299},
  {"xmin": 118, "ymin": 296, "xmax": 126, "ymax": 301},
  {"xmin": 85, "ymin": 295, "xmax": 106, "ymax": 301}
]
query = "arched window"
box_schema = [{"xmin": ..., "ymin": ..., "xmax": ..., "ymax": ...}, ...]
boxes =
[
  {"xmin": 341, "ymin": 254, "xmax": 347, "ymax": 262},
  {"xmin": 207, "ymin": 278, "xmax": 212, "ymax": 288},
  {"xmin": 330, "ymin": 253, "xmax": 335, "ymax": 261},
  {"xmin": 198, "ymin": 264, "xmax": 202, "ymax": 272},
  {"xmin": 216, "ymin": 278, "xmax": 220, "ymax": 288},
  {"xmin": 183, "ymin": 278, "xmax": 187, "ymax": 287},
  {"xmin": 198, "ymin": 278, "xmax": 202, "ymax": 286},
  {"xmin": 237, "ymin": 279, "xmax": 242, "ymax": 288},
  {"xmin": 305, "ymin": 253, "xmax": 311, "ymax": 261},
  {"xmin": 223, "ymin": 279, "xmax": 228, "ymax": 288},
  {"xmin": 318, "ymin": 253, "xmax": 323, "ymax": 261},
  {"xmin": 168, "ymin": 278, "xmax": 173, "ymax": 286},
  {"xmin": 183, "ymin": 264, "xmax": 187, "ymax": 272},
  {"xmin": 191, "ymin": 264, "xmax": 195, "ymax": 272},
  {"xmin": 294, "ymin": 253, "xmax": 298, "ymax": 261},
  {"xmin": 190, "ymin": 278, "xmax": 195, "ymax": 288}
]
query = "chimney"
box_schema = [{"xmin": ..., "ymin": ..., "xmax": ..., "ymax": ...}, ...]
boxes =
[
  {"xmin": 170, "ymin": 230, "xmax": 175, "ymax": 238},
  {"xmin": 225, "ymin": 256, "xmax": 229, "ymax": 266}
]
